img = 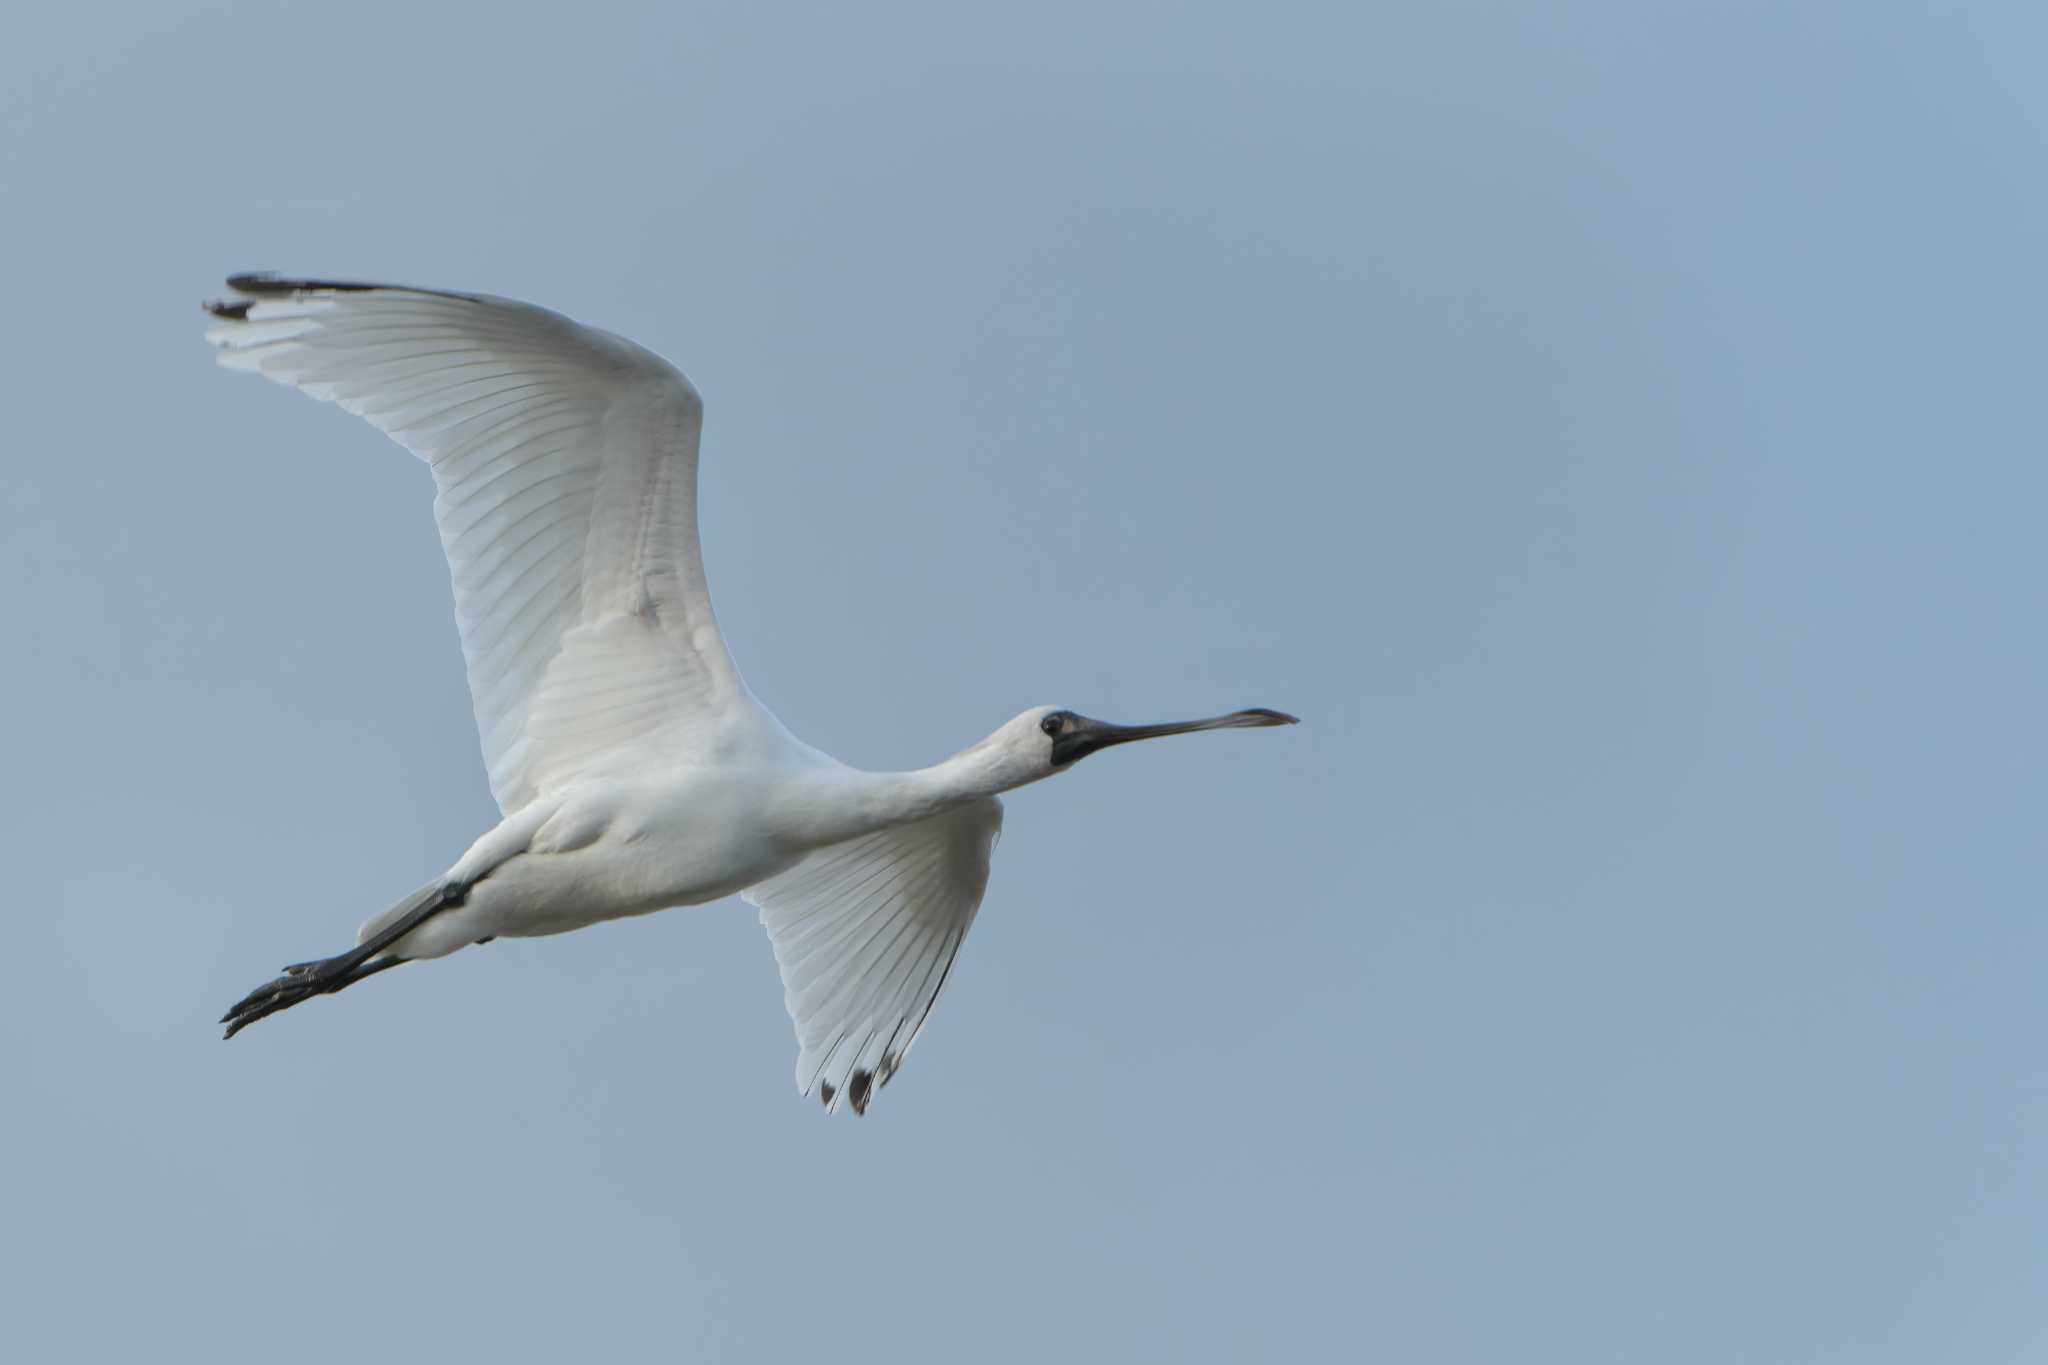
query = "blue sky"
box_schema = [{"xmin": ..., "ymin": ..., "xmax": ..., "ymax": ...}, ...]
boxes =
[{"xmin": 4, "ymin": 3, "xmax": 2044, "ymax": 1360}]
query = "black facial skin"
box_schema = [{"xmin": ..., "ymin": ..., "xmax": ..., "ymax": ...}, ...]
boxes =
[{"xmin": 1044, "ymin": 707, "xmax": 1298, "ymax": 767}]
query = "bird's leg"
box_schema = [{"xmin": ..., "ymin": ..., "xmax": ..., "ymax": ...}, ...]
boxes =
[{"xmin": 220, "ymin": 881, "xmax": 467, "ymax": 1039}]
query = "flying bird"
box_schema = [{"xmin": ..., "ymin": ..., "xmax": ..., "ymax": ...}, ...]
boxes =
[{"xmin": 203, "ymin": 274, "xmax": 1295, "ymax": 1115}]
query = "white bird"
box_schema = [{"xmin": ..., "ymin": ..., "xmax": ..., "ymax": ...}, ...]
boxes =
[{"xmin": 204, "ymin": 274, "xmax": 1295, "ymax": 1115}]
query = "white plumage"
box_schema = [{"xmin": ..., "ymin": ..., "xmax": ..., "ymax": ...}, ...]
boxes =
[
  {"xmin": 207, "ymin": 274, "xmax": 1294, "ymax": 1116},
  {"xmin": 210, "ymin": 281, "xmax": 729, "ymax": 813}
]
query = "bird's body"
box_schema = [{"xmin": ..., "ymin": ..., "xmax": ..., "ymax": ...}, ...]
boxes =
[
  {"xmin": 378, "ymin": 716, "xmax": 993, "ymax": 956},
  {"xmin": 204, "ymin": 274, "xmax": 1293, "ymax": 1114},
  {"xmin": 391, "ymin": 759, "xmax": 807, "ymax": 958}
]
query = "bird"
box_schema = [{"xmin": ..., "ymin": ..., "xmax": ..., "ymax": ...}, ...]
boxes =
[{"xmin": 202, "ymin": 273, "xmax": 1296, "ymax": 1115}]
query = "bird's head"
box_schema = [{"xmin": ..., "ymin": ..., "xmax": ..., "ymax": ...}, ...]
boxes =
[{"xmin": 969, "ymin": 704, "xmax": 1299, "ymax": 790}]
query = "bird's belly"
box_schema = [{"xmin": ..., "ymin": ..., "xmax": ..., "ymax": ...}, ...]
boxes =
[{"xmin": 427, "ymin": 780, "xmax": 805, "ymax": 948}]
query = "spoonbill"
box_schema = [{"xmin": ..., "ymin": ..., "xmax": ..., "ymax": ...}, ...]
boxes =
[{"xmin": 203, "ymin": 274, "xmax": 1296, "ymax": 1115}]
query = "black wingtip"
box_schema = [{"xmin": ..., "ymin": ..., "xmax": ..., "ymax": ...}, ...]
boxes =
[
  {"xmin": 220, "ymin": 272, "xmax": 479, "ymax": 303},
  {"xmin": 225, "ymin": 272, "xmax": 287, "ymax": 294},
  {"xmin": 819, "ymin": 1080, "xmax": 836, "ymax": 1110},
  {"xmin": 226, "ymin": 272, "xmax": 384, "ymax": 295},
  {"xmin": 204, "ymin": 298, "xmax": 252, "ymax": 321},
  {"xmin": 848, "ymin": 1069, "xmax": 874, "ymax": 1116}
]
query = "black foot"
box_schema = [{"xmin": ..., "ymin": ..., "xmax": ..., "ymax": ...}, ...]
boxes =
[
  {"xmin": 219, "ymin": 880, "xmax": 465, "ymax": 1040},
  {"xmin": 220, "ymin": 954, "xmax": 402, "ymax": 1039}
]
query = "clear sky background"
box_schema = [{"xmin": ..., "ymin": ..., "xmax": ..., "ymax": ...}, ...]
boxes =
[{"xmin": 4, "ymin": 3, "xmax": 2043, "ymax": 1361}]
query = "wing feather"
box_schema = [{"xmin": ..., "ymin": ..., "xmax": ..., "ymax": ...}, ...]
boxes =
[
  {"xmin": 204, "ymin": 274, "xmax": 740, "ymax": 813},
  {"xmin": 744, "ymin": 798, "xmax": 1003, "ymax": 1115}
]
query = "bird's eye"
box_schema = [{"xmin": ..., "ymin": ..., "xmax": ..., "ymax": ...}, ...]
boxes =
[{"xmin": 1041, "ymin": 715, "xmax": 1064, "ymax": 736}]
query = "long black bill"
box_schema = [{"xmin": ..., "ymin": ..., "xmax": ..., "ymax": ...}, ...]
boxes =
[{"xmin": 1049, "ymin": 707, "xmax": 1298, "ymax": 767}]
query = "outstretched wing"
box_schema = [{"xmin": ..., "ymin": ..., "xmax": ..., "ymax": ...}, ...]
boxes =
[
  {"xmin": 744, "ymin": 798, "xmax": 1003, "ymax": 1116},
  {"xmin": 204, "ymin": 274, "xmax": 742, "ymax": 814}
]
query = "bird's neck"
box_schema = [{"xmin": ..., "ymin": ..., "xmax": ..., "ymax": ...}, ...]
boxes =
[{"xmin": 778, "ymin": 748, "xmax": 1016, "ymax": 850}]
